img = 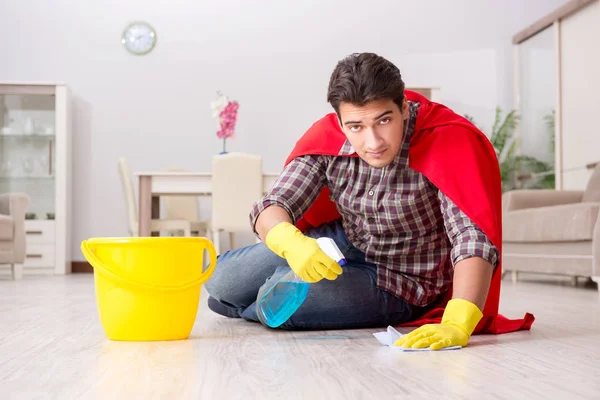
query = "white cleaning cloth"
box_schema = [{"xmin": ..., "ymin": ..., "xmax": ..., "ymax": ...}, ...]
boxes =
[{"xmin": 373, "ymin": 326, "xmax": 462, "ymax": 352}]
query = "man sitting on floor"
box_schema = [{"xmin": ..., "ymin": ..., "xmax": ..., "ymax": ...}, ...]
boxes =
[{"xmin": 205, "ymin": 52, "xmax": 532, "ymax": 350}]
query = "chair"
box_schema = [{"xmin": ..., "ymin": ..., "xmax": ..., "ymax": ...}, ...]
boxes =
[
  {"xmin": 502, "ymin": 163, "xmax": 600, "ymax": 288},
  {"xmin": 0, "ymin": 193, "xmax": 30, "ymax": 280},
  {"xmin": 211, "ymin": 152, "xmax": 263, "ymax": 254},
  {"xmin": 162, "ymin": 168, "xmax": 210, "ymax": 237},
  {"xmin": 118, "ymin": 158, "xmax": 208, "ymax": 237}
]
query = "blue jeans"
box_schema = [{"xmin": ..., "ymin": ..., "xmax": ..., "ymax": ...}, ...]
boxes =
[{"xmin": 204, "ymin": 220, "xmax": 420, "ymax": 330}]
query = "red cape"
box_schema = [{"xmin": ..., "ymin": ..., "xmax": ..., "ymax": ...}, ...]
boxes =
[{"xmin": 284, "ymin": 90, "xmax": 534, "ymax": 334}]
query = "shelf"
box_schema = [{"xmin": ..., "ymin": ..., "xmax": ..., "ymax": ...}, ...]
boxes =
[
  {"xmin": 0, "ymin": 175, "xmax": 55, "ymax": 180},
  {"xmin": 0, "ymin": 133, "xmax": 55, "ymax": 139},
  {"xmin": 1, "ymin": 82, "xmax": 70, "ymax": 275}
]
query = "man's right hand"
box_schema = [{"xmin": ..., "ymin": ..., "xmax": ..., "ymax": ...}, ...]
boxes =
[{"xmin": 265, "ymin": 222, "xmax": 343, "ymax": 283}]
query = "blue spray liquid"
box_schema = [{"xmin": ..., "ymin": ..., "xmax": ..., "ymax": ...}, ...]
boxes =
[
  {"xmin": 256, "ymin": 237, "xmax": 346, "ymax": 328},
  {"xmin": 257, "ymin": 274, "xmax": 310, "ymax": 328}
]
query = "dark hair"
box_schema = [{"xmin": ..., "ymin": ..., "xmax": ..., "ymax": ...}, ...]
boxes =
[{"xmin": 327, "ymin": 52, "xmax": 405, "ymax": 116}]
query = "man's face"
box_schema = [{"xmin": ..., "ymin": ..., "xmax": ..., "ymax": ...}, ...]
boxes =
[{"xmin": 338, "ymin": 98, "xmax": 408, "ymax": 168}]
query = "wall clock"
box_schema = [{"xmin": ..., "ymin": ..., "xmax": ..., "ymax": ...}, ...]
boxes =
[{"xmin": 121, "ymin": 21, "xmax": 157, "ymax": 55}]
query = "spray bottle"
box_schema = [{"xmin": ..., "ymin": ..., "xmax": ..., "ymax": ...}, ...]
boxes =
[{"xmin": 257, "ymin": 237, "xmax": 346, "ymax": 328}]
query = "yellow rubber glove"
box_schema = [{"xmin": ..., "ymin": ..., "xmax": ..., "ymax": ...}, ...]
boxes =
[
  {"xmin": 394, "ymin": 298, "xmax": 483, "ymax": 350},
  {"xmin": 265, "ymin": 222, "xmax": 343, "ymax": 283}
]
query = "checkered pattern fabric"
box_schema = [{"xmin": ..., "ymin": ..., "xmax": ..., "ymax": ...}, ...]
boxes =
[{"xmin": 251, "ymin": 101, "xmax": 498, "ymax": 306}]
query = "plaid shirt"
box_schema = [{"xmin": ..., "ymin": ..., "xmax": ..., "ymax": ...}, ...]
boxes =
[{"xmin": 250, "ymin": 101, "xmax": 499, "ymax": 306}]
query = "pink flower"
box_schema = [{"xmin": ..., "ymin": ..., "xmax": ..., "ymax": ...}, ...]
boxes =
[{"xmin": 216, "ymin": 101, "xmax": 239, "ymax": 139}]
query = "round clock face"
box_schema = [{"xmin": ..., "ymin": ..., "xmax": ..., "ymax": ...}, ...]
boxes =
[{"xmin": 121, "ymin": 22, "xmax": 156, "ymax": 55}]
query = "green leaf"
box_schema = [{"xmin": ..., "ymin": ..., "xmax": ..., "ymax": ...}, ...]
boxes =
[
  {"xmin": 491, "ymin": 106, "xmax": 502, "ymax": 145},
  {"xmin": 544, "ymin": 110, "xmax": 556, "ymax": 154},
  {"xmin": 492, "ymin": 109, "xmax": 519, "ymax": 156}
]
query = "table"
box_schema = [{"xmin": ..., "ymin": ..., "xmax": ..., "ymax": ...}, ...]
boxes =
[{"xmin": 135, "ymin": 171, "xmax": 280, "ymax": 237}]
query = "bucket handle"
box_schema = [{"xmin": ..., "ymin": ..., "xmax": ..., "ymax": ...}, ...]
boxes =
[{"xmin": 81, "ymin": 239, "xmax": 217, "ymax": 293}]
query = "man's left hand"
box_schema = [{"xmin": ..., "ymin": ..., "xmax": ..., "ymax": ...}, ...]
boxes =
[{"xmin": 394, "ymin": 298, "xmax": 483, "ymax": 350}]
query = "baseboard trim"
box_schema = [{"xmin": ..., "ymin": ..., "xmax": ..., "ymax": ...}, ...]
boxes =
[{"xmin": 72, "ymin": 261, "xmax": 93, "ymax": 273}]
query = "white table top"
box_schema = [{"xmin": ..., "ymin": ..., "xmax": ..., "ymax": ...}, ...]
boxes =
[
  {"xmin": 135, "ymin": 171, "xmax": 212, "ymax": 177},
  {"xmin": 135, "ymin": 171, "xmax": 280, "ymax": 177},
  {"xmin": 135, "ymin": 171, "xmax": 280, "ymax": 195}
]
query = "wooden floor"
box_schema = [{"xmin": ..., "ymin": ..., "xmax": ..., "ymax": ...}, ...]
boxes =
[{"xmin": 0, "ymin": 274, "xmax": 599, "ymax": 399}]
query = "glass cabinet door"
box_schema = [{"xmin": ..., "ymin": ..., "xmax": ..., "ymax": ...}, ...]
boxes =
[
  {"xmin": 0, "ymin": 92, "xmax": 56, "ymax": 221},
  {"xmin": 516, "ymin": 26, "xmax": 556, "ymax": 189}
]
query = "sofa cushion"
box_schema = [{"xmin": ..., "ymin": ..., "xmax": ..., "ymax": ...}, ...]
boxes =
[
  {"xmin": 583, "ymin": 164, "xmax": 600, "ymax": 202},
  {"xmin": 504, "ymin": 202, "xmax": 600, "ymax": 242},
  {"xmin": 0, "ymin": 215, "xmax": 13, "ymax": 240}
]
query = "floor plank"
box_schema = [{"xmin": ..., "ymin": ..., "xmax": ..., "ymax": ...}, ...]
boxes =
[{"xmin": 0, "ymin": 274, "xmax": 598, "ymax": 399}]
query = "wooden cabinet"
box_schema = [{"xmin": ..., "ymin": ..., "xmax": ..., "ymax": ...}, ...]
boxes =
[
  {"xmin": 513, "ymin": 0, "xmax": 600, "ymax": 190},
  {"xmin": 0, "ymin": 82, "xmax": 72, "ymax": 275}
]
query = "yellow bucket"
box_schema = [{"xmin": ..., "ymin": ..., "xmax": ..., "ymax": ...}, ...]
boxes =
[{"xmin": 81, "ymin": 237, "xmax": 216, "ymax": 341}]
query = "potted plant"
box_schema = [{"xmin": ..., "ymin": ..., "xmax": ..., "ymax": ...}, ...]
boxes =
[
  {"xmin": 465, "ymin": 108, "xmax": 555, "ymax": 192},
  {"xmin": 210, "ymin": 91, "xmax": 239, "ymax": 154}
]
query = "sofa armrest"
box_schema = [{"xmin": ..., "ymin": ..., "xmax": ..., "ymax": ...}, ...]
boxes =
[
  {"xmin": 0, "ymin": 193, "xmax": 30, "ymax": 262},
  {"xmin": 502, "ymin": 189, "xmax": 584, "ymax": 212}
]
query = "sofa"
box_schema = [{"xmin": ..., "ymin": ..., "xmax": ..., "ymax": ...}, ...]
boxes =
[
  {"xmin": 502, "ymin": 164, "xmax": 600, "ymax": 288},
  {"xmin": 0, "ymin": 193, "xmax": 30, "ymax": 279}
]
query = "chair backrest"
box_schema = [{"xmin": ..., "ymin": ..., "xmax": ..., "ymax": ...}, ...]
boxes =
[
  {"xmin": 583, "ymin": 163, "xmax": 600, "ymax": 202},
  {"xmin": 117, "ymin": 157, "xmax": 139, "ymax": 236},
  {"xmin": 163, "ymin": 168, "xmax": 200, "ymax": 221},
  {"xmin": 211, "ymin": 152, "xmax": 263, "ymax": 232}
]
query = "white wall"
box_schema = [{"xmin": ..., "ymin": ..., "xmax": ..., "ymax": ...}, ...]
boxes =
[{"xmin": 0, "ymin": 0, "xmax": 566, "ymax": 261}]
